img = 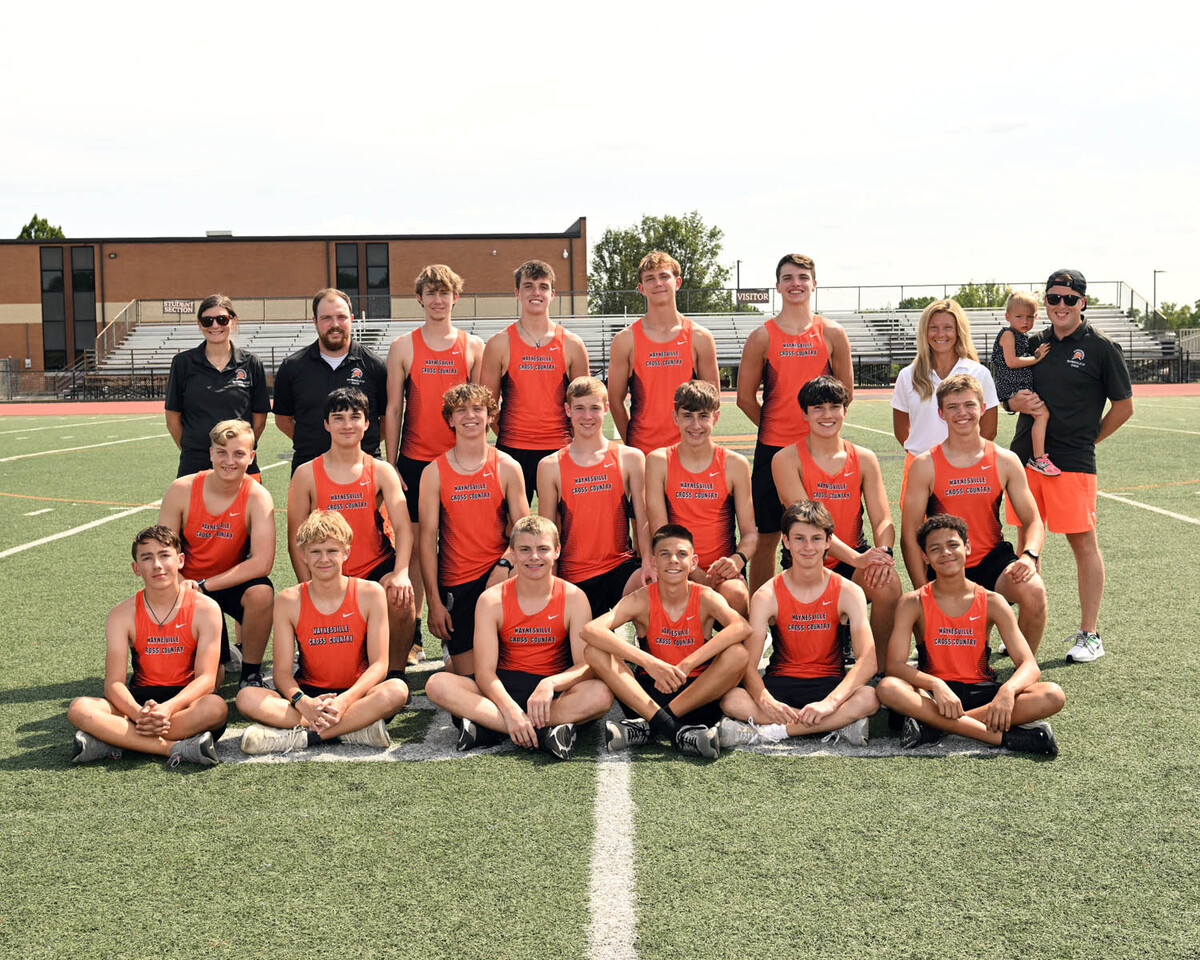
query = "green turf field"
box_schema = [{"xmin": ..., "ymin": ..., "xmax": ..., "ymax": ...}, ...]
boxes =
[{"xmin": 1, "ymin": 398, "xmax": 1197, "ymax": 960}]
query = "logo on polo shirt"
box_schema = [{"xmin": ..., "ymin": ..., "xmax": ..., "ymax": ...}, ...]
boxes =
[
  {"xmin": 233, "ymin": 369, "xmax": 248, "ymax": 386},
  {"xmin": 1068, "ymin": 348, "xmax": 1087, "ymax": 370},
  {"xmin": 1072, "ymin": 350, "xmax": 1085, "ymax": 361},
  {"xmin": 348, "ymin": 366, "xmax": 365, "ymax": 384}
]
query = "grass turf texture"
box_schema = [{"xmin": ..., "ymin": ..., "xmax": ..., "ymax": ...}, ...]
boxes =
[{"xmin": 1, "ymin": 398, "xmax": 1198, "ymax": 959}]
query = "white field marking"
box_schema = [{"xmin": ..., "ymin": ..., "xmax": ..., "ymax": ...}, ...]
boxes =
[
  {"xmin": 0, "ymin": 433, "xmax": 166, "ymax": 462},
  {"xmin": 1124, "ymin": 424, "xmax": 1200, "ymax": 437},
  {"xmin": 842, "ymin": 422, "xmax": 894, "ymax": 437},
  {"xmin": 0, "ymin": 460, "xmax": 289, "ymax": 559},
  {"xmin": 1098, "ymin": 491, "xmax": 1200, "ymax": 526},
  {"xmin": 24, "ymin": 508, "xmax": 53, "ymax": 516},
  {"xmin": 588, "ymin": 709, "xmax": 638, "ymax": 960},
  {"xmin": 0, "ymin": 415, "xmax": 156, "ymax": 437}
]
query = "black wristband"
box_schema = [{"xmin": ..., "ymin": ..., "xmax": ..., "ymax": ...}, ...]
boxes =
[
  {"xmin": 289, "ymin": 689, "xmax": 305, "ymax": 707},
  {"xmin": 495, "ymin": 558, "xmax": 514, "ymax": 571},
  {"xmin": 881, "ymin": 546, "xmax": 894, "ymax": 557},
  {"xmin": 196, "ymin": 578, "xmax": 208, "ymax": 594},
  {"xmin": 734, "ymin": 550, "xmax": 748, "ymax": 569}
]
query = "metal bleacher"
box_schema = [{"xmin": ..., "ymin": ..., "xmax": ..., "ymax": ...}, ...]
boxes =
[{"xmin": 94, "ymin": 307, "xmax": 1167, "ymax": 379}]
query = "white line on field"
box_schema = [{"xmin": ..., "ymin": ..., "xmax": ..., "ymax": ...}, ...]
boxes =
[
  {"xmin": 0, "ymin": 434, "xmax": 167, "ymax": 462},
  {"xmin": 24, "ymin": 508, "xmax": 53, "ymax": 516},
  {"xmin": 1098, "ymin": 491, "xmax": 1200, "ymax": 526},
  {"xmin": 843, "ymin": 422, "xmax": 894, "ymax": 437},
  {"xmin": 588, "ymin": 712, "xmax": 638, "ymax": 960},
  {"xmin": 0, "ymin": 416, "xmax": 157, "ymax": 437},
  {"xmin": 0, "ymin": 461, "xmax": 288, "ymax": 558},
  {"xmin": 1124, "ymin": 424, "xmax": 1200, "ymax": 437}
]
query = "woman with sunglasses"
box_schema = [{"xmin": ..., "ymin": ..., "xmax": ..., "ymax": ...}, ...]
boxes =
[{"xmin": 165, "ymin": 294, "xmax": 270, "ymax": 478}]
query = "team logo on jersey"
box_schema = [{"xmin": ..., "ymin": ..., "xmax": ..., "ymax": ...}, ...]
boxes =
[
  {"xmin": 348, "ymin": 366, "xmax": 364, "ymax": 383},
  {"xmin": 1071, "ymin": 350, "xmax": 1085, "ymax": 361},
  {"xmin": 233, "ymin": 369, "xmax": 248, "ymax": 386},
  {"xmin": 1068, "ymin": 348, "xmax": 1087, "ymax": 370}
]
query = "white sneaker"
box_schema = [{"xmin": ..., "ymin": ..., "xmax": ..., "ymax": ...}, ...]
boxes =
[
  {"xmin": 996, "ymin": 641, "xmax": 1008, "ymax": 657},
  {"xmin": 241, "ymin": 724, "xmax": 308, "ymax": 755},
  {"xmin": 717, "ymin": 716, "xmax": 786, "ymax": 748},
  {"xmin": 1065, "ymin": 630, "xmax": 1104, "ymax": 663},
  {"xmin": 822, "ymin": 716, "xmax": 869, "ymax": 747},
  {"xmin": 340, "ymin": 719, "xmax": 391, "ymax": 749}
]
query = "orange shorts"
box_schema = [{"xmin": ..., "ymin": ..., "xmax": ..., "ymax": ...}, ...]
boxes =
[{"xmin": 1004, "ymin": 469, "xmax": 1097, "ymax": 534}]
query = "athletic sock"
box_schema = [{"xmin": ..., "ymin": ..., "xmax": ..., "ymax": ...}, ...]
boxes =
[
  {"xmin": 385, "ymin": 669, "xmax": 405, "ymax": 681},
  {"xmin": 240, "ymin": 661, "xmax": 262, "ymax": 678},
  {"xmin": 413, "ymin": 617, "xmax": 422, "ymax": 641},
  {"xmin": 759, "ymin": 723, "xmax": 788, "ymax": 741},
  {"xmin": 306, "ymin": 730, "xmax": 323, "ymax": 747},
  {"xmin": 649, "ymin": 708, "xmax": 681, "ymax": 741}
]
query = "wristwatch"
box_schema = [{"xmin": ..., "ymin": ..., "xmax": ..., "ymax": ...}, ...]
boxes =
[
  {"xmin": 496, "ymin": 558, "xmax": 514, "ymax": 571},
  {"xmin": 195, "ymin": 578, "xmax": 207, "ymax": 593},
  {"xmin": 289, "ymin": 690, "xmax": 305, "ymax": 708},
  {"xmin": 1022, "ymin": 549, "xmax": 1040, "ymax": 563}
]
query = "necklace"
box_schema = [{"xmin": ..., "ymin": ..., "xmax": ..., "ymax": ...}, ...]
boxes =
[
  {"xmin": 145, "ymin": 586, "xmax": 183, "ymax": 627},
  {"xmin": 450, "ymin": 448, "xmax": 486, "ymax": 473},
  {"xmin": 517, "ymin": 319, "xmax": 551, "ymax": 349}
]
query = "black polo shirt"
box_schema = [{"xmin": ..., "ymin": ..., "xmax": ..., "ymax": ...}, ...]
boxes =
[
  {"xmin": 272, "ymin": 339, "xmax": 388, "ymax": 471},
  {"xmin": 165, "ymin": 342, "xmax": 270, "ymax": 476},
  {"xmin": 1010, "ymin": 320, "xmax": 1132, "ymax": 474}
]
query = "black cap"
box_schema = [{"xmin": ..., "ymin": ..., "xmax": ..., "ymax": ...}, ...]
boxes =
[{"xmin": 1046, "ymin": 269, "xmax": 1086, "ymax": 295}]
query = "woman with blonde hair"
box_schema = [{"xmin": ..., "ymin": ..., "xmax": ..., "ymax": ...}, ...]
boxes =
[{"xmin": 890, "ymin": 299, "xmax": 998, "ymax": 504}]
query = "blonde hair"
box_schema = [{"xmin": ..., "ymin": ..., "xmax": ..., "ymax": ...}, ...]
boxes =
[
  {"xmin": 416, "ymin": 264, "xmax": 464, "ymax": 297},
  {"xmin": 1005, "ymin": 291, "xmax": 1039, "ymax": 314},
  {"xmin": 911, "ymin": 299, "xmax": 978, "ymax": 401},
  {"xmin": 935, "ymin": 373, "xmax": 985, "ymax": 409},
  {"xmin": 209, "ymin": 419, "xmax": 254, "ymax": 447},
  {"xmin": 638, "ymin": 251, "xmax": 681, "ymax": 281},
  {"xmin": 510, "ymin": 514, "xmax": 560, "ymax": 548},
  {"xmin": 296, "ymin": 510, "xmax": 354, "ymax": 550},
  {"xmin": 565, "ymin": 376, "xmax": 607, "ymax": 402},
  {"xmin": 441, "ymin": 382, "xmax": 498, "ymax": 427}
]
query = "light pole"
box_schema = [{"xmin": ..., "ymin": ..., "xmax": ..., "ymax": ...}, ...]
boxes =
[
  {"xmin": 734, "ymin": 259, "xmax": 742, "ymax": 312},
  {"xmin": 1153, "ymin": 269, "xmax": 1166, "ymax": 328}
]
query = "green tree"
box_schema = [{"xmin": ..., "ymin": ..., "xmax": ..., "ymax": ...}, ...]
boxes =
[
  {"xmin": 589, "ymin": 211, "xmax": 732, "ymax": 315},
  {"xmin": 17, "ymin": 214, "xmax": 64, "ymax": 240},
  {"xmin": 898, "ymin": 295, "xmax": 936, "ymax": 310},
  {"xmin": 1156, "ymin": 300, "xmax": 1199, "ymax": 329},
  {"xmin": 952, "ymin": 281, "xmax": 1010, "ymax": 309}
]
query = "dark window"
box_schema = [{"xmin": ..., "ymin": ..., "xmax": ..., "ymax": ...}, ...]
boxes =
[
  {"xmin": 71, "ymin": 247, "xmax": 97, "ymax": 361},
  {"xmin": 335, "ymin": 243, "xmax": 359, "ymax": 294},
  {"xmin": 365, "ymin": 243, "xmax": 389, "ymax": 318},
  {"xmin": 41, "ymin": 247, "xmax": 66, "ymax": 369}
]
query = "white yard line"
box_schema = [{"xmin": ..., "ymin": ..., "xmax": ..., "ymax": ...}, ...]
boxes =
[
  {"xmin": 23, "ymin": 509, "xmax": 53, "ymax": 516},
  {"xmin": 0, "ymin": 415, "xmax": 156, "ymax": 437},
  {"xmin": 1098, "ymin": 491, "xmax": 1200, "ymax": 526},
  {"xmin": 0, "ymin": 434, "xmax": 168, "ymax": 462},
  {"xmin": 588, "ymin": 715, "xmax": 638, "ymax": 960},
  {"xmin": 1124, "ymin": 423, "xmax": 1200, "ymax": 437},
  {"xmin": 842, "ymin": 422, "xmax": 895, "ymax": 437}
]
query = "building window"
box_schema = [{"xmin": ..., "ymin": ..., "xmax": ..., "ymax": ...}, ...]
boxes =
[
  {"xmin": 41, "ymin": 247, "xmax": 67, "ymax": 369},
  {"xmin": 71, "ymin": 246, "xmax": 96, "ymax": 361},
  {"xmin": 365, "ymin": 243, "xmax": 389, "ymax": 319}
]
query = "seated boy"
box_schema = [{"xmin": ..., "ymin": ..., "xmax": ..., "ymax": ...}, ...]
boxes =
[
  {"xmin": 236, "ymin": 511, "xmax": 408, "ymax": 753},
  {"xmin": 876, "ymin": 515, "xmax": 1065, "ymax": 755},
  {"xmin": 581, "ymin": 524, "xmax": 751, "ymax": 759},
  {"xmin": 68, "ymin": 526, "xmax": 227, "ymax": 767},
  {"xmin": 424, "ymin": 515, "xmax": 613, "ymax": 759},
  {"xmin": 718, "ymin": 500, "xmax": 878, "ymax": 747}
]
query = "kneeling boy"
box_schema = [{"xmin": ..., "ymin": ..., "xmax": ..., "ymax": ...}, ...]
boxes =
[
  {"xmin": 425, "ymin": 516, "xmax": 612, "ymax": 759},
  {"xmin": 68, "ymin": 526, "xmax": 227, "ymax": 767},
  {"xmin": 581, "ymin": 524, "xmax": 751, "ymax": 759},
  {"xmin": 719, "ymin": 500, "xmax": 878, "ymax": 747},
  {"xmin": 876, "ymin": 515, "xmax": 1065, "ymax": 755},
  {"xmin": 237, "ymin": 511, "xmax": 408, "ymax": 753}
]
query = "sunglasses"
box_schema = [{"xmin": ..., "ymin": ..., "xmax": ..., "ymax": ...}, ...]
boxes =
[
  {"xmin": 1045, "ymin": 294, "xmax": 1081, "ymax": 306},
  {"xmin": 199, "ymin": 314, "xmax": 233, "ymax": 327}
]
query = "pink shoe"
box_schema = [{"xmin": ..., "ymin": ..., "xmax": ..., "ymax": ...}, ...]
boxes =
[{"xmin": 1027, "ymin": 455, "xmax": 1062, "ymax": 477}]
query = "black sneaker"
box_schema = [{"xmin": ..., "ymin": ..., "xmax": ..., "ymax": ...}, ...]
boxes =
[
  {"xmin": 538, "ymin": 723, "xmax": 577, "ymax": 760},
  {"xmin": 456, "ymin": 718, "xmax": 479, "ymax": 752},
  {"xmin": 1001, "ymin": 721, "xmax": 1059, "ymax": 757},
  {"xmin": 900, "ymin": 717, "xmax": 945, "ymax": 749},
  {"xmin": 604, "ymin": 717, "xmax": 652, "ymax": 751},
  {"xmin": 238, "ymin": 671, "xmax": 265, "ymax": 690},
  {"xmin": 674, "ymin": 724, "xmax": 720, "ymax": 759}
]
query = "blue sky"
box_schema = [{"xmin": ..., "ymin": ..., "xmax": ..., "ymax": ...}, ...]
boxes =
[{"xmin": 7, "ymin": 0, "xmax": 1196, "ymax": 310}]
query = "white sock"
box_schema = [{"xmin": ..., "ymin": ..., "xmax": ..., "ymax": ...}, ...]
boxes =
[{"xmin": 758, "ymin": 723, "xmax": 788, "ymax": 742}]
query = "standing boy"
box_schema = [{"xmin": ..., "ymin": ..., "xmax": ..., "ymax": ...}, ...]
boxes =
[
  {"xmin": 68, "ymin": 526, "xmax": 227, "ymax": 767},
  {"xmin": 606, "ymin": 252, "xmax": 720, "ymax": 454},
  {"xmin": 737, "ymin": 254, "xmax": 854, "ymax": 593},
  {"xmin": 424, "ymin": 516, "xmax": 613, "ymax": 759}
]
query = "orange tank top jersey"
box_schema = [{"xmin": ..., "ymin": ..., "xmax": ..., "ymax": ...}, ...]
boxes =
[
  {"xmin": 496, "ymin": 577, "xmax": 571, "ymax": 675},
  {"xmin": 767, "ymin": 573, "xmax": 844, "ymax": 679},
  {"xmin": 436, "ymin": 447, "xmax": 509, "ymax": 586},
  {"xmin": 130, "ymin": 589, "xmax": 199, "ymax": 688},
  {"xmin": 642, "ymin": 582, "xmax": 706, "ymax": 678},
  {"xmin": 758, "ymin": 316, "xmax": 833, "ymax": 446},
  {"xmin": 664, "ymin": 444, "xmax": 735, "ymax": 570},
  {"xmin": 626, "ymin": 317, "xmax": 695, "ymax": 453},
  {"xmin": 496, "ymin": 324, "xmax": 570, "ymax": 450},
  {"xmin": 917, "ymin": 582, "xmax": 996, "ymax": 684},
  {"xmin": 556, "ymin": 447, "xmax": 635, "ymax": 582},
  {"xmin": 400, "ymin": 328, "xmax": 470, "ymax": 461},
  {"xmin": 313, "ymin": 455, "xmax": 393, "ymax": 579},
  {"xmin": 926, "ymin": 442, "xmax": 1003, "ymax": 568},
  {"xmin": 797, "ymin": 440, "xmax": 867, "ymax": 568},
  {"xmin": 295, "ymin": 579, "xmax": 370, "ymax": 690},
  {"xmin": 181, "ymin": 472, "xmax": 251, "ymax": 580}
]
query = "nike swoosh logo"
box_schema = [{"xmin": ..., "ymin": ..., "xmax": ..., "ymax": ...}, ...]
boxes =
[
  {"xmin": 821, "ymin": 600, "xmax": 833, "ymax": 606},
  {"xmin": 969, "ymin": 615, "xmax": 982, "ymax": 621},
  {"xmin": 548, "ymin": 615, "xmax": 558, "ymax": 621},
  {"xmin": 343, "ymin": 612, "xmax": 354, "ymax": 618},
  {"xmin": 172, "ymin": 623, "xmax": 186, "ymax": 628},
  {"xmin": 708, "ymin": 471, "xmax": 720, "ymax": 478}
]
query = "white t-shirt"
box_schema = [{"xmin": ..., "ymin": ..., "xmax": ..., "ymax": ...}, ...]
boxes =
[{"xmin": 890, "ymin": 357, "xmax": 999, "ymax": 455}]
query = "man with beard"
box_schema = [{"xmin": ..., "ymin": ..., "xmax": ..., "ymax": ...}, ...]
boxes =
[{"xmin": 273, "ymin": 288, "xmax": 389, "ymax": 474}]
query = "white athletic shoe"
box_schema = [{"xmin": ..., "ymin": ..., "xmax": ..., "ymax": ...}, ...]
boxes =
[
  {"xmin": 241, "ymin": 724, "xmax": 308, "ymax": 755},
  {"xmin": 821, "ymin": 717, "xmax": 869, "ymax": 747},
  {"xmin": 716, "ymin": 717, "xmax": 786, "ymax": 748},
  {"xmin": 71, "ymin": 731, "xmax": 122, "ymax": 764},
  {"xmin": 1065, "ymin": 630, "xmax": 1104, "ymax": 664},
  {"xmin": 340, "ymin": 719, "xmax": 391, "ymax": 749},
  {"xmin": 995, "ymin": 641, "xmax": 1008, "ymax": 657}
]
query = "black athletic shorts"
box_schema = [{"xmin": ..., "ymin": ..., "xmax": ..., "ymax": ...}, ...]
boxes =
[
  {"xmin": 364, "ymin": 553, "xmax": 397, "ymax": 583},
  {"xmin": 927, "ymin": 541, "xmax": 1019, "ymax": 592},
  {"xmin": 494, "ymin": 668, "xmax": 555, "ymax": 713},
  {"xmin": 942, "ymin": 680, "xmax": 1001, "ymax": 711},
  {"xmin": 440, "ymin": 570, "xmax": 494, "ymax": 657},
  {"xmin": 574, "ymin": 557, "xmax": 641, "ymax": 619},
  {"xmin": 751, "ymin": 440, "xmax": 787, "ymax": 534},
  {"xmin": 129, "ymin": 683, "xmax": 226, "ymax": 738},
  {"xmin": 298, "ymin": 682, "xmax": 349, "ymax": 699},
  {"xmin": 203, "ymin": 577, "xmax": 274, "ymax": 665},
  {"xmin": 624, "ymin": 668, "xmax": 722, "ymax": 728},
  {"xmin": 762, "ymin": 674, "xmax": 842, "ymax": 708},
  {"xmin": 496, "ymin": 444, "xmax": 555, "ymax": 508},
  {"xmin": 395, "ymin": 454, "xmax": 430, "ymax": 523}
]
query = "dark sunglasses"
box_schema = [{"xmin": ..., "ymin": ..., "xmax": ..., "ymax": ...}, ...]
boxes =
[
  {"xmin": 199, "ymin": 314, "xmax": 233, "ymax": 327},
  {"xmin": 1045, "ymin": 294, "xmax": 1081, "ymax": 306}
]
